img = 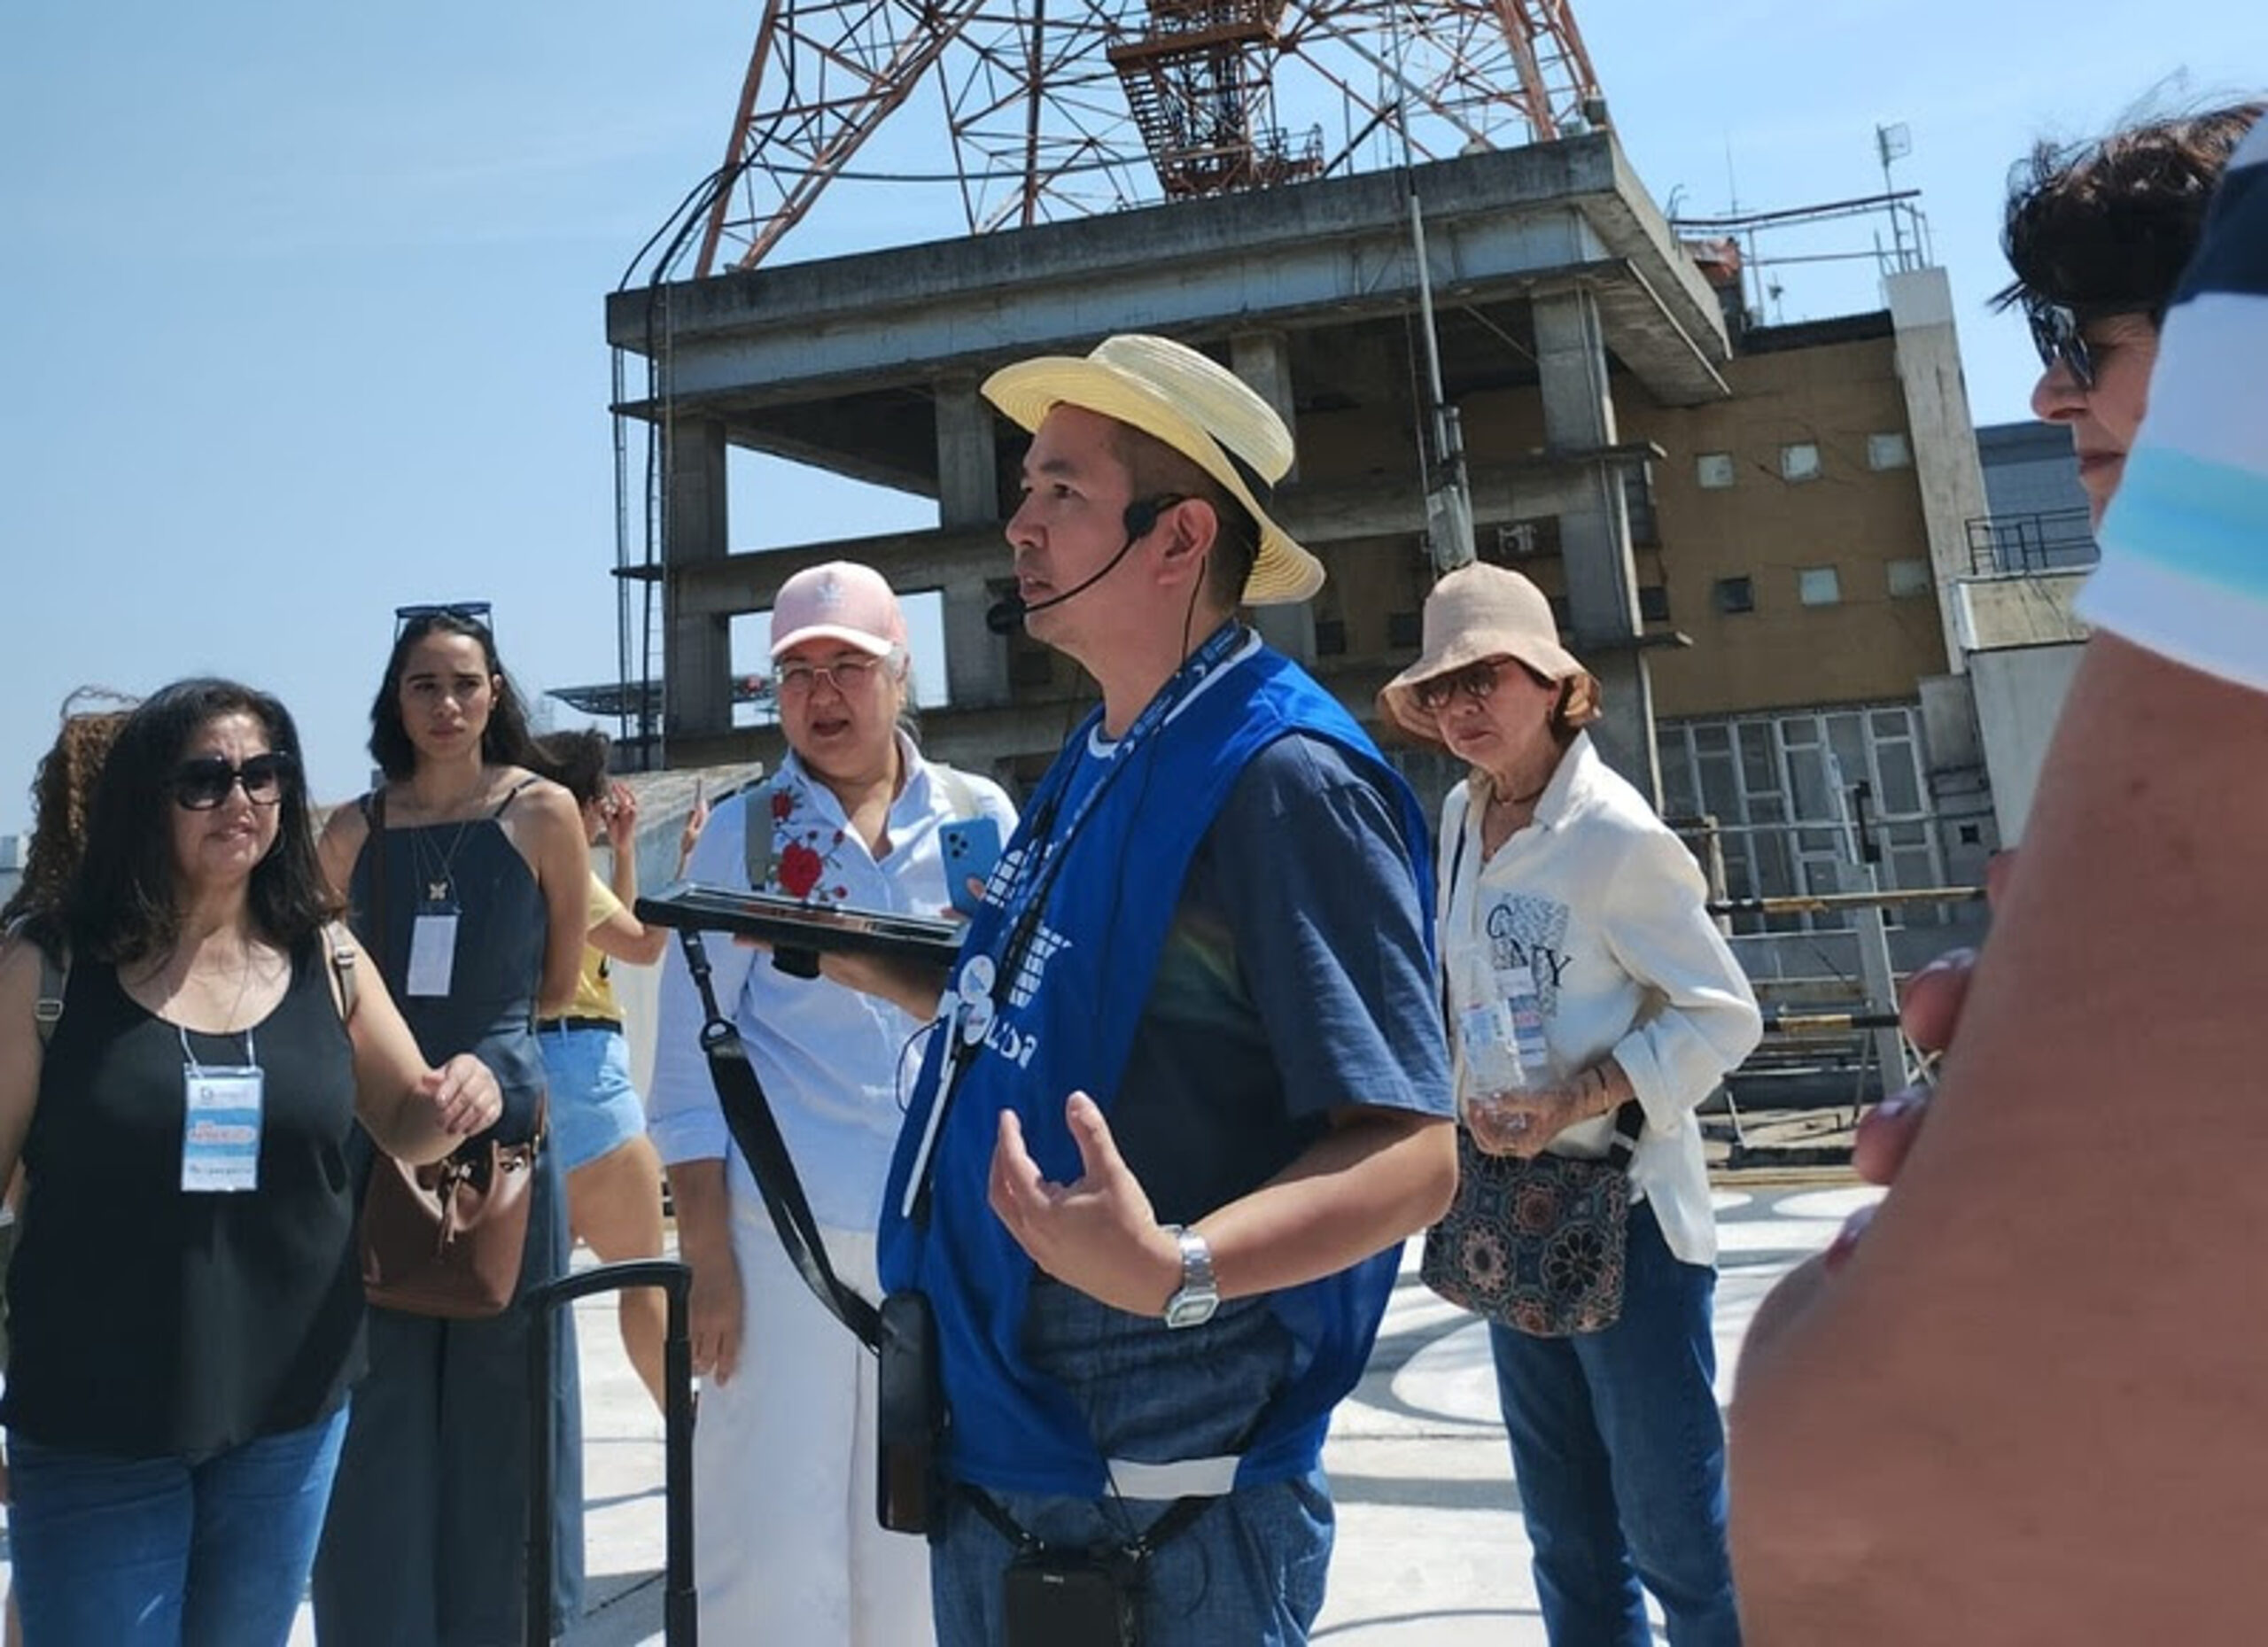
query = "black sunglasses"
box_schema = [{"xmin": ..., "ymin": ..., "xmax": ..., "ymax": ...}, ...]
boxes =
[
  {"xmin": 393, "ymin": 601, "xmax": 494, "ymax": 641},
  {"xmin": 171, "ymin": 752, "xmax": 297, "ymax": 811},
  {"xmin": 2025, "ymin": 302, "xmax": 2097, "ymax": 390},
  {"xmin": 1413, "ymin": 657, "xmax": 1510, "ymax": 713}
]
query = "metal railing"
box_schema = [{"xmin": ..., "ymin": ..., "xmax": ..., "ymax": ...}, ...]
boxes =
[{"xmin": 1965, "ymin": 507, "xmax": 2097, "ymax": 575}]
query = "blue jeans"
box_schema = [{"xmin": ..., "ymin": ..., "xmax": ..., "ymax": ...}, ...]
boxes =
[
  {"xmin": 930, "ymin": 1278, "xmax": 1332, "ymax": 1644},
  {"xmin": 930, "ymin": 1472, "xmax": 1334, "ymax": 1647},
  {"xmin": 7, "ymin": 1404, "xmax": 348, "ymax": 1647},
  {"xmin": 1489, "ymin": 1200, "xmax": 1740, "ymax": 1647}
]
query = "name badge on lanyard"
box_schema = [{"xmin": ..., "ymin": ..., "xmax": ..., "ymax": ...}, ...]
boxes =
[
  {"xmin": 407, "ymin": 912, "xmax": 460, "ymax": 998},
  {"xmin": 182, "ymin": 1061, "xmax": 264, "ymax": 1193}
]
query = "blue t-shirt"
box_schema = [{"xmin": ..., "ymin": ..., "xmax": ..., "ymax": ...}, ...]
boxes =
[{"xmin": 1113, "ymin": 732, "xmax": 1453, "ymax": 1224}]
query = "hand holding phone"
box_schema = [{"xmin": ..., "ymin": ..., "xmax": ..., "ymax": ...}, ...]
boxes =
[{"xmin": 938, "ymin": 818, "xmax": 1002, "ymax": 916}]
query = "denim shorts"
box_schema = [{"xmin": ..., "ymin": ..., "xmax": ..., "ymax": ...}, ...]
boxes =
[{"xmin": 538, "ymin": 1024, "xmax": 648, "ymax": 1172}]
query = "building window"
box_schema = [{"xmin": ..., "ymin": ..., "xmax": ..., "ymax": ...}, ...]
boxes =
[
  {"xmin": 1697, "ymin": 452, "xmax": 1736, "ymax": 490},
  {"xmin": 1887, "ymin": 557, "xmax": 1933, "ymax": 599},
  {"xmin": 1780, "ymin": 442, "xmax": 1823, "ymax": 483},
  {"xmin": 1798, "ymin": 566, "xmax": 1843, "ymax": 606},
  {"xmin": 1868, "ymin": 431, "xmax": 1914, "ymax": 470},
  {"xmin": 1639, "ymin": 585, "xmax": 1672, "ymax": 622},
  {"xmin": 1713, "ymin": 576, "xmax": 1755, "ymax": 615}
]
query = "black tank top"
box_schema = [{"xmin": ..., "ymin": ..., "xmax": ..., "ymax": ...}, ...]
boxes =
[{"xmin": 2, "ymin": 936, "xmax": 364, "ymax": 1461}]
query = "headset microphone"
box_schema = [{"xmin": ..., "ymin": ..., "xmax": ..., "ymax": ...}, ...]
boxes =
[{"xmin": 983, "ymin": 495, "xmax": 1183, "ymax": 636}]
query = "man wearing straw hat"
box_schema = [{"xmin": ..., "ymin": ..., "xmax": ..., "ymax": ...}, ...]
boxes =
[{"xmin": 868, "ymin": 335, "xmax": 1456, "ymax": 1644}]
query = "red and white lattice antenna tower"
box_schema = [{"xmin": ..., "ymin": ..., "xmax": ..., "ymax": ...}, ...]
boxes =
[{"xmin": 687, "ymin": 0, "xmax": 1611, "ymax": 276}]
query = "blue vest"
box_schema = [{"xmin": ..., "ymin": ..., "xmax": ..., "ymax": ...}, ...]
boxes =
[{"xmin": 878, "ymin": 632, "xmax": 1434, "ymax": 1496}]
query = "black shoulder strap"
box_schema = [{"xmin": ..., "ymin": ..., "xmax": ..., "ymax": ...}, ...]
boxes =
[
  {"xmin": 492, "ymin": 774, "xmax": 540, "ymax": 819},
  {"xmin": 675, "ymin": 925, "xmax": 881, "ymax": 1351},
  {"xmin": 31, "ymin": 936, "xmax": 67, "ymax": 1049},
  {"xmin": 364, "ymin": 789, "xmax": 389, "ymax": 975},
  {"xmin": 743, "ymin": 780, "xmax": 778, "ymax": 892}
]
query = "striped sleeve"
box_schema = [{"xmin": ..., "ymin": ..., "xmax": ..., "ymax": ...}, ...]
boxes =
[{"xmin": 2078, "ymin": 124, "xmax": 2268, "ymax": 691}]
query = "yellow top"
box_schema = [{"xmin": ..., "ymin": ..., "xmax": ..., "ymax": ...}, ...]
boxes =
[{"xmin": 560, "ymin": 872, "xmax": 625, "ymax": 1024}]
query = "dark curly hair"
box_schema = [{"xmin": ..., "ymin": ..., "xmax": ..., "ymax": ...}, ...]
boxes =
[
  {"xmin": 1998, "ymin": 103, "xmax": 2264, "ymax": 322},
  {"xmin": 62, "ymin": 679, "xmax": 340, "ymax": 966},
  {"xmin": 532, "ymin": 727, "xmax": 611, "ymax": 810},
  {"xmin": 368, "ymin": 609, "xmax": 538, "ymax": 782},
  {"xmin": 0, "ymin": 689, "xmax": 138, "ymax": 954}
]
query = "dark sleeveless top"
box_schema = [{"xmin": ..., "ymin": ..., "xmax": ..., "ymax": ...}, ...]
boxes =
[
  {"xmin": 347, "ymin": 787, "xmax": 548, "ymax": 1142},
  {"xmin": 2, "ymin": 937, "xmax": 363, "ymax": 1461}
]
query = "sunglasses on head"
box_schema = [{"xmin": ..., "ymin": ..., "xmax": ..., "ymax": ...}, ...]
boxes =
[
  {"xmin": 1413, "ymin": 657, "xmax": 1511, "ymax": 713},
  {"xmin": 171, "ymin": 753, "xmax": 296, "ymax": 811},
  {"xmin": 393, "ymin": 601, "xmax": 494, "ymax": 641}
]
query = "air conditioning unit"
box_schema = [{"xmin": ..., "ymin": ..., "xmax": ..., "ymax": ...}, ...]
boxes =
[{"xmin": 1495, "ymin": 522, "xmax": 1540, "ymax": 559}]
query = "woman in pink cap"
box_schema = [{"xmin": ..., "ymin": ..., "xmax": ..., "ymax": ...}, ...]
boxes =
[
  {"xmin": 645, "ymin": 561, "xmax": 1016, "ymax": 1646},
  {"xmin": 1379, "ymin": 562, "xmax": 1761, "ymax": 1647}
]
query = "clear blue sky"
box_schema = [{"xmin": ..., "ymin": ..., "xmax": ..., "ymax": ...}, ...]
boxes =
[{"xmin": 4, "ymin": 3, "xmax": 2260, "ymax": 835}]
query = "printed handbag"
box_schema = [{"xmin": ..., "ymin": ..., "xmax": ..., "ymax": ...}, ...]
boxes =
[
  {"xmin": 1420, "ymin": 1101, "xmax": 1644, "ymax": 1338},
  {"xmin": 360, "ymin": 1103, "xmax": 544, "ymax": 1320}
]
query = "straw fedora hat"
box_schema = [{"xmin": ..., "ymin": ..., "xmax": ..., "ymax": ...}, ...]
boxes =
[
  {"xmin": 1377, "ymin": 562, "xmax": 1600, "ymax": 742},
  {"xmin": 982, "ymin": 334, "xmax": 1326, "ymax": 605}
]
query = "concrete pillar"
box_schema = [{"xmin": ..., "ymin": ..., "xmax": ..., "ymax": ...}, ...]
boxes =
[
  {"xmin": 936, "ymin": 377, "xmax": 1012, "ymax": 707},
  {"xmin": 1888, "ymin": 268, "xmax": 1991, "ymax": 677},
  {"xmin": 1231, "ymin": 330, "xmax": 1317, "ymax": 664},
  {"xmin": 935, "ymin": 376, "xmax": 998, "ymax": 528},
  {"xmin": 663, "ymin": 417, "xmax": 733, "ymax": 751},
  {"xmin": 1532, "ymin": 286, "xmax": 1660, "ymax": 804}
]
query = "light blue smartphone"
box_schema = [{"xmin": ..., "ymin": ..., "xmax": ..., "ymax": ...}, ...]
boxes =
[{"xmin": 938, "ymin": 817, "xmax": 1002, "ymax": 916}]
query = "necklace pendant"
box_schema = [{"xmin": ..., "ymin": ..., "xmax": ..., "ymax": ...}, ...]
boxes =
[{"xmin": 427, "ymin": 882, "xmax": 449, "ymax": 904}]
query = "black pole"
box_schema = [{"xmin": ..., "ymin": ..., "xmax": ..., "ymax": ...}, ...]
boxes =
[{"xmin": 525, "ymin": 1259, "xmax": 697, "ymax": 1646}]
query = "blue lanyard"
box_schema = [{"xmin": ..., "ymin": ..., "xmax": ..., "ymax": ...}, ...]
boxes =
[{"xmin": 909, "ymin": 620, "xmax": 1253, "ymax": 1226}]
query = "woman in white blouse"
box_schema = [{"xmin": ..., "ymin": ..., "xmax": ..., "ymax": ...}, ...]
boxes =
[{"xmin": 1379, "ymin": 563, "xmax": 1761, "ymax": 1647}]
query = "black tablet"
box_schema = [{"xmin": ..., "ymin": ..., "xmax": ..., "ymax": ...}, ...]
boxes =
[{"xmin": 635, "ymin": 882, "xmax": 967, "ymax": 970}]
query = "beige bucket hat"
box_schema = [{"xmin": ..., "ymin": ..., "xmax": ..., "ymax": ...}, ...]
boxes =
[
  {"xmin": 1377, "ymin": 562, "xmax": 1599, "ymax": 742},
  {"xmin": 981, "ymin": 334, "xmax": 1326, "ymax": 605}
]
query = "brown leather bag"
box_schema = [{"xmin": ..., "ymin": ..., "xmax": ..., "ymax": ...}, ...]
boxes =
[
  {"xmin": 353, "ymin": 785, "xmax": 541, "ymax": 1319},
  {"xmin": 360, "ymin": 1115, "xmax": 542, "ymax": 1319}
]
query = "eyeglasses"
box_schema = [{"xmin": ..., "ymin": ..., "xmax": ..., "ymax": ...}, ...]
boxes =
[
  {"xmin": 393, "ymin": 601, "xmax": 494, "ymax": 641},
  {"xmin": 1413, "ymin": 658, "xmax": 1509, "ymax": 713},
  {"xmin": 773, "ymin": 655, "xmax": 888, "ymax": 695},
  {"xmin": 2025, "ymin": 302, "xmax": 2098, "ymax": 390},
  {"xmin": 171, "ymin": 753, "xmax": 296, "ymax": 811}
]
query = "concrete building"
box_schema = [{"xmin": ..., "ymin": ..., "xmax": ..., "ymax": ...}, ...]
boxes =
[
  {"xmin": 1954, "ymin": 420, "xmax": 2095, "ymax": 843},
  {"xmin": 607, "ymin": 128, "xmax": 2006, "ymax": 975}
]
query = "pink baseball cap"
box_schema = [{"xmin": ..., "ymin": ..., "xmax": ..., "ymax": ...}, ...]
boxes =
[{"xmin": 768, "ymin": 561, "xmax": 907, "ymax": 659}]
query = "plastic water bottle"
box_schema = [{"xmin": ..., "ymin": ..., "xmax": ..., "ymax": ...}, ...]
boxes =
[{"xmin": 1500, "ymin": 957, "xmax": 1551, "ymax": 1087}]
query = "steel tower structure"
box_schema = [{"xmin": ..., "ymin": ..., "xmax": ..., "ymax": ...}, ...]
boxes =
[{"xmin": 687, "ymin": 0, "xmax": 1606, "ymax": 276}]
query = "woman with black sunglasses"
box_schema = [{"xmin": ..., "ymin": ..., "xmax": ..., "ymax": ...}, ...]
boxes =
[
  {"xmin": 308, "ymin": 610, "xmax": 591, "ymax": 1646},
  {"xmin": 2005, "ymin": 102, "xmax": 2261, "ymax": 524},
  {"xmin": 0, "ymin": 678, "xmax": 502, "ymax": 1646}
]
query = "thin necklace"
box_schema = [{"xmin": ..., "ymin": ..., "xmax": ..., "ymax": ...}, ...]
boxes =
[{"xmin": 401, "ymin": 766, "xmax": 490, "ymax": 905}]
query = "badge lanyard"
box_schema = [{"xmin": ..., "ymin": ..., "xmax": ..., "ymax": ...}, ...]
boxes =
[
  {"xmin": 407, "ymin": 820, "xmax": 474, "ymax": 998},
  {"xmin": 180, "ymin": 1022, "xmax": 264, "ymax": 1194},
  {"xmin": 903, "ymin": 620, "xmax": 1254, "ymax": 1227}
]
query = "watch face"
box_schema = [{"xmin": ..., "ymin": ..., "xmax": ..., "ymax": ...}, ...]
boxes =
[{"xmin": 1163, "ymin": 1287, "xmax": 1220, "ymax": 1330}]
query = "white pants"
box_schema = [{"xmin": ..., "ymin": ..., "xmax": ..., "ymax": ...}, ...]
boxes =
[{"xmin": 695, "ymin": 1200, "xmax": 936, "ymax": 1645}]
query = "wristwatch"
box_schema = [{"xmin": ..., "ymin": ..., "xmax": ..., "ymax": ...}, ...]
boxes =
[{"xmin": 1161, "ymin": 1225, "xmax": 1219, "ymax": 1330}]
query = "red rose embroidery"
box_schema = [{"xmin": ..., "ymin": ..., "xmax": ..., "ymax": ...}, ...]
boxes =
[
  {"xmin": 771, "ymin": 789, "xmax": 795, "ymax": 822},
  {"xmin": 777, "ymin": 842, "xmax": 824, "ymax": 898}
]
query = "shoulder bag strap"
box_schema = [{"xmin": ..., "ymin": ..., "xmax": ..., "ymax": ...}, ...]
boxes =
[
  {"xmin": 743, "ymin": 780, "xmax": 778, "ymax": 892},
  {"xmin": 675, "ymin": 924, "xmax": 881, "ymax": 1351},
  {"xmin": 326, "ymin": 921, "xmax": 359, "ymax": 1022},
  {"xmin": 363, "ymin": 789, "xmax": 389, "ymax": 976},
  {"xmin": 33, "ymin": 940, "xmax": 68, "ymax": 1049}
]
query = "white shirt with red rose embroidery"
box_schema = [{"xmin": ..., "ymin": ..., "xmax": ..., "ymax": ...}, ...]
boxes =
[{"xmin": 647, "ymin": 734, "xmax": 1016, "ymax": 1233}]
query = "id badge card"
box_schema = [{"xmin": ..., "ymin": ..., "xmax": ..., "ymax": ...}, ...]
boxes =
[
  {"xmin": 182, "ymin": 1065, "xmax": 264, "ymax": 1193},
  {"xmin": 407, "ymin": 912, "xmax": 460, "ymax": 998}
]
